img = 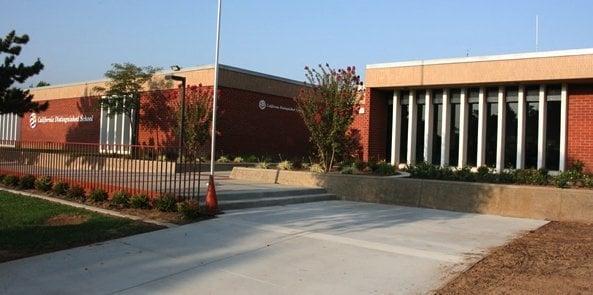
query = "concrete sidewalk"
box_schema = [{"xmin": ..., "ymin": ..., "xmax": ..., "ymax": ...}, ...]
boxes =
[{"xmin": 0, "ymin": 201, "xmax": 546, "ymax": 295}]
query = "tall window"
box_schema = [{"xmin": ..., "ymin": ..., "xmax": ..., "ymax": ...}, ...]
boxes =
[
  {"xmin": 432, "ymin": 90, "xmax": 443, "ymax": 165},
  {"xmin": 0, "ymin": 113, "xmax": 20, "ymax": 146},
  {"xmin": 99, "ymin": 103, "xmax": 134, "ymax": 154},
  {"xmin": 485, "ymin": 88, "xmax": 498, "ymax": 167},
  {"xmin": 505, "ymin": 87, "xmax": 519, "ymax": 168},
  {"xmin": 546, "ymin": 85, "xmax": 561, "ymax": 170},
  {"xmin": 399, "ymin": 91, "xmax": 409, "ymax": 164},
  {"xmin": 416, "ymin": 90, "xmax": 426, "ymax": 163},
  {"xmin": 524, "ymin": 86, "xmax": 540, "ymax": 169},
  {"xmin": 467, "ymin": 88, "xmax": 480, "ymax": 166},
  {"xmin": 449, "ymin": 89, "xmax": 461, "ymax": 166}
]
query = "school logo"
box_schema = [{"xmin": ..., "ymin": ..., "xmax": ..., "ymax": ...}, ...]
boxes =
[
  {"xmin": 29, "ymin": 113, "xmax": 37, "ymax": 129},
  {"xmin": 258, "ymin": 99, "xmax": 267, "ymax": 110}
]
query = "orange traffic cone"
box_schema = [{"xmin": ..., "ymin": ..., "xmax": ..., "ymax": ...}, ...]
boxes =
[{"xmin": 204, "ymin": 175, "xmax": 219, "ymax": 215}]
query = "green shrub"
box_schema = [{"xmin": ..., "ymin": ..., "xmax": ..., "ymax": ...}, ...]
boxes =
[
  {"xmin": 407, "ymin": 162, "xmax": 441, "ymax": 179},
  {"xmin": 177, "ymin": 200, "xmax": 201, "ymax": 220},
  {"xmin": 255, "ymin": 161, "xmax": 270, "ymax": 169},
  {"xmin": 154, "ymin": 193, "xmax": 177, "ymax": 212},
  {"xmin": 88, "ymin": 189, "xmax": 108, "ymax": 203},
  {"xmin": 454, "ymin": 166, "xmax": 475, "ymax": 182},
  {"xmin": 571, "ymin": 160, "xmax": 585, "ymax": 174},
  {"xmin": 340, "ymin": 165, "xmax": 357, "ymax": 175},
  {"xmin": 66, "ymin": 185, "xmax": 86, "ymax": 201},
  {"xmin": 354, "ymin": 161, "xmax": 368, "ymax": 171},
  {"xmin": 373, "ymin": 161, "xmax": 396, "ymax": 176},
  {"xmin": 52, "ymin": 181, "xmax": 69, "ymax": 195},
  {"xmin": 0, "ymin": 174, "xmax": 5, "ymax": 182},
  {"xmin": 18, "ymin": 174, "xmax": 36, "ymax": 189},
  {"xmin": 309, "ymin": 163, "xmax": 325, "ymax": 173},
  {"xmin": 34, "ymin": 176, "xmax": 53, "ymax": 192},
  {"xmin": 555, "ymin": 171, "xmax": 571, "ymax": 188},
  {"xmin": 497, "ymin": 170, "xmax": 515, "ymax": 184},
  {"xmin": 110, "ymin": 191, "xmax": 131, "ymax": 208},
  {"xmin": 244, "ymin": 155, "xmax": 258, "ymax": 163},
  {"xmin": 277, "ymin": 160, "xmax": 293, "ymax": 170},
  {"xmin": 583, "ymin": 175, "xmax": 593, "ymax": 188},
  {"xmin": 233, "ymin": 156, "xmax": 244, "ymax": 163},
  {"xmin": 216, "ymin": 156, "xmax": 230, "ymax": 163},
  {"xmin": 130, "ymin": 194, "xmax": 150, "ymax": 209},
  {"xmin": 2, "ymin": 175, "xmax": 19, "ymax": 187}
]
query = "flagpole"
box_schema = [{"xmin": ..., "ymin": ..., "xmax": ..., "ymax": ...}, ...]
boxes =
[{"xmin": 210, "ymin": 0, "xmax": 222, "ymax": 176}]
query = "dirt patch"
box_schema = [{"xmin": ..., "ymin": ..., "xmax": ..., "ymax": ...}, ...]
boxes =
[
  {"xmin": 436, "ymin": 221, "xmax": 593, "ymax": 294},
  {"xmin": 45, "ymin": 214, "xmax": 89, "ymax": 226}
]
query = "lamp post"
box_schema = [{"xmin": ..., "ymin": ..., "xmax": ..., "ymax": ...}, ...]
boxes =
[
  {"xmin": 165, "ymin": 74, "xmax": 186, "ymax": 158},
  {"xmin": 210, "ymin": 0, "xmax": 222, "ymax": 176}
]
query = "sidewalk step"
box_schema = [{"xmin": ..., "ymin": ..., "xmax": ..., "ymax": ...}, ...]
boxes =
[
  {"xmin": 219, "ymin": 193, "xmax": 337, "ymax": 210},
  {"xmin": 217, "ymin": 188, "xmax": 327, "ymax": 201}
]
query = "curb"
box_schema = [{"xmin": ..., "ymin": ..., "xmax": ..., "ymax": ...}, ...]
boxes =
[{"xmin": 1, "ymin": 188, "xmax": 178, "ymax": 228}]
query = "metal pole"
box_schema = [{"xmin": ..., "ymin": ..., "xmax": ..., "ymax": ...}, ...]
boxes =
[{"xmin": 210, "ymin": 0, "xmax": 222, "ymax": 176}]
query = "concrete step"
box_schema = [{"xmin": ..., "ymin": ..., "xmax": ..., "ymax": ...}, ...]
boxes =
[
  {"xmin": 217, "ymin": 188, "xmax": 327, "ymax": 201},
  {"xmin": 219, "ymin": 193, "xmax": 337, "ymax": 211}
]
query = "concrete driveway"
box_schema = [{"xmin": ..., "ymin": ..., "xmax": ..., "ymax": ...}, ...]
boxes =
[{"xmin": 0, "ymin": 201, "xmax": 546, "ymax": 295}]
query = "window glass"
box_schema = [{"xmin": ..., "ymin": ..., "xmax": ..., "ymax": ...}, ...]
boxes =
[
  {"xmin": 546, "ymin": 101, "xmax": 561, "ymax": 170},
  {"xmin": 416, "ymin": 103, "xmax": 425, "ymax": 163},
  {"xmin": 399, "ymin": 98, "xmax": 409, "ymax": 164},
  {"xmin": 100, "ymin": 102, "xmax": 133, "ymax": 154},
  {"xmin": 467, "ymin": 103, "xmax": 479, "ymax": 166},
  {"xmin": 505, "ymin": 102, "xmax": 518, "ymax": 168},
  {"xmin": 525, "ymin": 102, "xmax": 539, "ymax": 168},
  {"xmin": 432, "ymin": 102, "xmax": 443, "ymax": 165},
  {"xmin": 449, "ymin": 103, "xmax": 460, "ymax": 166},
  {"xmin": 485, "ymin": 103, "xmax": 498, "ymax": 167}
]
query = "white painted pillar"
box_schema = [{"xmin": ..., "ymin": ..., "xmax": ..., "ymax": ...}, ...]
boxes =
[
  {"xmin": 407, "ymin": 90, "xmax": 417, "ymax": 165},
  {"xmin": 559, "ymin": 84, "xmax": 568, "ymax": 171},
  {"xmin": 424, "ymin": 90, "xmax": 433, "ymax": 163},
  {"xmin": 441, "ymin": 89, "xmax": 451, "ymax": 167},
  {"xmin": 496, "ymin": 86, "xmax": 506, "ymax": 172},
  {"xmin": 458, "ymin": 88, "xmax": 468, "ymax": 168},
  {"xmin": 390, "ymin": 91, "xmax": 401, "ymax": 166},
  {"xmin": 516, "ymin": 86, "xmax": 526, "ymax": 169},
  {"xmin": 476, "ymin": 87, "xmax": 487, "ymax": 167},
  {"xmin": 537, "ymin": 84, "xmax": 547, "ymax": 169}
]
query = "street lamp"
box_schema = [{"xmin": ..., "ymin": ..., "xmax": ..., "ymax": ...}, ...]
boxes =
[
  {"xmin": 210, "ymin": 0, "xmax": 222, "ymax": 176},
  {"xmin": 164, "ymin": 74, "xmax": 186, "ymax": 159}
]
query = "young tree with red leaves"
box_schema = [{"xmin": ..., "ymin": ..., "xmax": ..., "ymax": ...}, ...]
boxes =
[
  {"xmin": 176, "ymin": 84, "xmax": 213, "ymax": 160},
  {"xmin": 296, "ymin": 64, "xmax": 362, "ymax": 172}
]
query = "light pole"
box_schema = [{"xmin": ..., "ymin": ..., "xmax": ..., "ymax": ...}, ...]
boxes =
[
  {"xmin": 210, "ymin": 0, "xmax": 222, "ymax": 176},
  {"xmin": 165, "ymin": 74, "xmax": 186, "ymax": 159}
]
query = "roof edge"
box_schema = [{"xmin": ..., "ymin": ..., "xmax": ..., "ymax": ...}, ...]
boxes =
[{"xmin": 366, "ymin": 48, "xmax": 593, "ymax": 69}]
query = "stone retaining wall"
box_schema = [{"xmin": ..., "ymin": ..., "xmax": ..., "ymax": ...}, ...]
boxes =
[{"xmin": 230, "ymin": 167, "xmax": 593, "ymax": 222}]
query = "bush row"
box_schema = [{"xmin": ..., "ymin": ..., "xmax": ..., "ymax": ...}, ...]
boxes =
[
  {"xmin": 405, "ymin": 161, "xmax": 593, "ymax": 189},
  {"xmin": 0, "ymin": 174, "xmax": 202, "ymax": 220},
  {"xmin": 252, "ymin": 159, "xmax": 398, "ymax": 176}
]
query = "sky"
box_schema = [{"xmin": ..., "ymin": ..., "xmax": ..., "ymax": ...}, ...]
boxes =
[{"xmin": 3, "ymin": 0, "xmax": 593, "ymax": 86}]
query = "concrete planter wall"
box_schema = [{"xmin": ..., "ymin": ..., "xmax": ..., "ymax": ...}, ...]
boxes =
[{"xmin": 230, "ymin": 167, "xmax": 593, "ymax": 222}]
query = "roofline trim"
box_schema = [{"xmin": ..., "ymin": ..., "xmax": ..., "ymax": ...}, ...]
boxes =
[{"xmin": 366, "ymin": 48, "xmax": 593, "ymax": 69}]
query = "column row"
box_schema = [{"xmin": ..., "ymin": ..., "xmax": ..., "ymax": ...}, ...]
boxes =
[{"xmin": 389, "ymin": 84, "xmax": 568, "ymax": 171}]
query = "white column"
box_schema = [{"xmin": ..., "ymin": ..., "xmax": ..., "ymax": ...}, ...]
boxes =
[
  {"xmin": 441, "ymin": 89, "xmax": 451, "ymax": 167},
  {"xmin": 424, "ymin": 90, "xmax": 433, "ymax": 163},
  {"xmin": 537, "ymin": 84, "xmax": 547, "ymax": 169},
  {"xmin": 390, "ymin": 91, "xmax": 401, "ymax": 166},
  {"xmin": 407, "ymin": 90, "xmax": 417, "ymax": 165},
  {"xmin": 458, "ymin": 89, "xmax": 468, "ymax": 168},
  {"xmin": 559, "ymin": 84, "xmax": 568, "ymax": 171},
  {"xmin": 516, "ymin": 86, "xmax": 526, "ymax": 169},
  {"xmin": 476, "ymin": 87, "xmax": 487, "ymax": 167},
  {"xmin": 496, "ymin": 86, "xmax": 506, "ymax": 172}
]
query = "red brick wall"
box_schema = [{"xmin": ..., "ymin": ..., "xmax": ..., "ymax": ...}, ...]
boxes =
[
  {"xmin": 137, "ymin": 89, "xmax": 178, "ymax": 146},
  {"xmin": 351, "ymin": 88, "xmax": 389, "ymax": 161},
  {"xmin": 21, "ymin": 97, "xmax": 100, "ymax": 143},
  {"xmin": 216, "ymin": 87, "xmax": 310, "ymax": 158},
  {"xmin": 567, "ymin": 84, "xmax": 593, "ymax": 172}
]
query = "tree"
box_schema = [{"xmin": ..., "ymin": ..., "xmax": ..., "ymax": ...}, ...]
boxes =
[
  {"xmin": 0, "ymin": 30, "xmax": 48, "ymax": 116},
  {"xmin": 35, "ymin": 81, "xmax": 50, "ymax": 87},
  {"xmin": 93, "ymin": 63, "xmax": 160, "ymax": 144},
  {"xmin": 175, "ymin": 84, "xmax": 213, "ymax": 160},
  {"xmin": 295, "ymin": 64, "xmax": 362, "ymax": 172}
]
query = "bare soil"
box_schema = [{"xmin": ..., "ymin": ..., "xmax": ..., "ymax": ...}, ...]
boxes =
[
  {"xmin": 436, "ymin": 221, "xmax": 593, "ymax": 294},
  {"xmin": 45, "ymin": 214, "xmax": 89, "ymax": 226}
]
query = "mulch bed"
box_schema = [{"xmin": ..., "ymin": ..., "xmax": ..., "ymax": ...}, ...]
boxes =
[{"xmin": 436, "ymin": 221, "xmax": 593, "ymax": 294}]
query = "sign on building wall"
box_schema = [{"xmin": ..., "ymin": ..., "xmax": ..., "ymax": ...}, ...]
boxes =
[
  {"xmin": 28, "ymin": 113, "xmax": 94, "ymax": 129},
  {"xmin": 258, "ymin": 99, "xmax": 296, "ymax": 112}
]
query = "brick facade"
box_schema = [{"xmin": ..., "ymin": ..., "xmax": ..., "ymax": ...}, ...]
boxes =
[
  {"xmin": 20, "ymin": 97, "xmax": 100, "ymax": 143},
  {"xmin": 567, "ymin": 84, "xmax": 593, "ymax": 172},
  {"xmin": 351, "ymin": 88, "xmax": 390, "ymax": 161}
]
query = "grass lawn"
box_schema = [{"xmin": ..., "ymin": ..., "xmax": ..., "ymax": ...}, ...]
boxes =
[{"xmin": 0, "ymin": 191, "xmax": 163, "ymax": 263}]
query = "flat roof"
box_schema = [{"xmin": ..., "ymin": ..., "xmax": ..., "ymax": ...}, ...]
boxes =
[{"xmin": 367, "ymin": 48, "xmax": 593, "ymax": 69}]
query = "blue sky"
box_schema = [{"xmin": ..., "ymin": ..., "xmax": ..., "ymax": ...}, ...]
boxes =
[{"xmin": 3, "ymin": 0, "xmax": 593, "ymax": 86}]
